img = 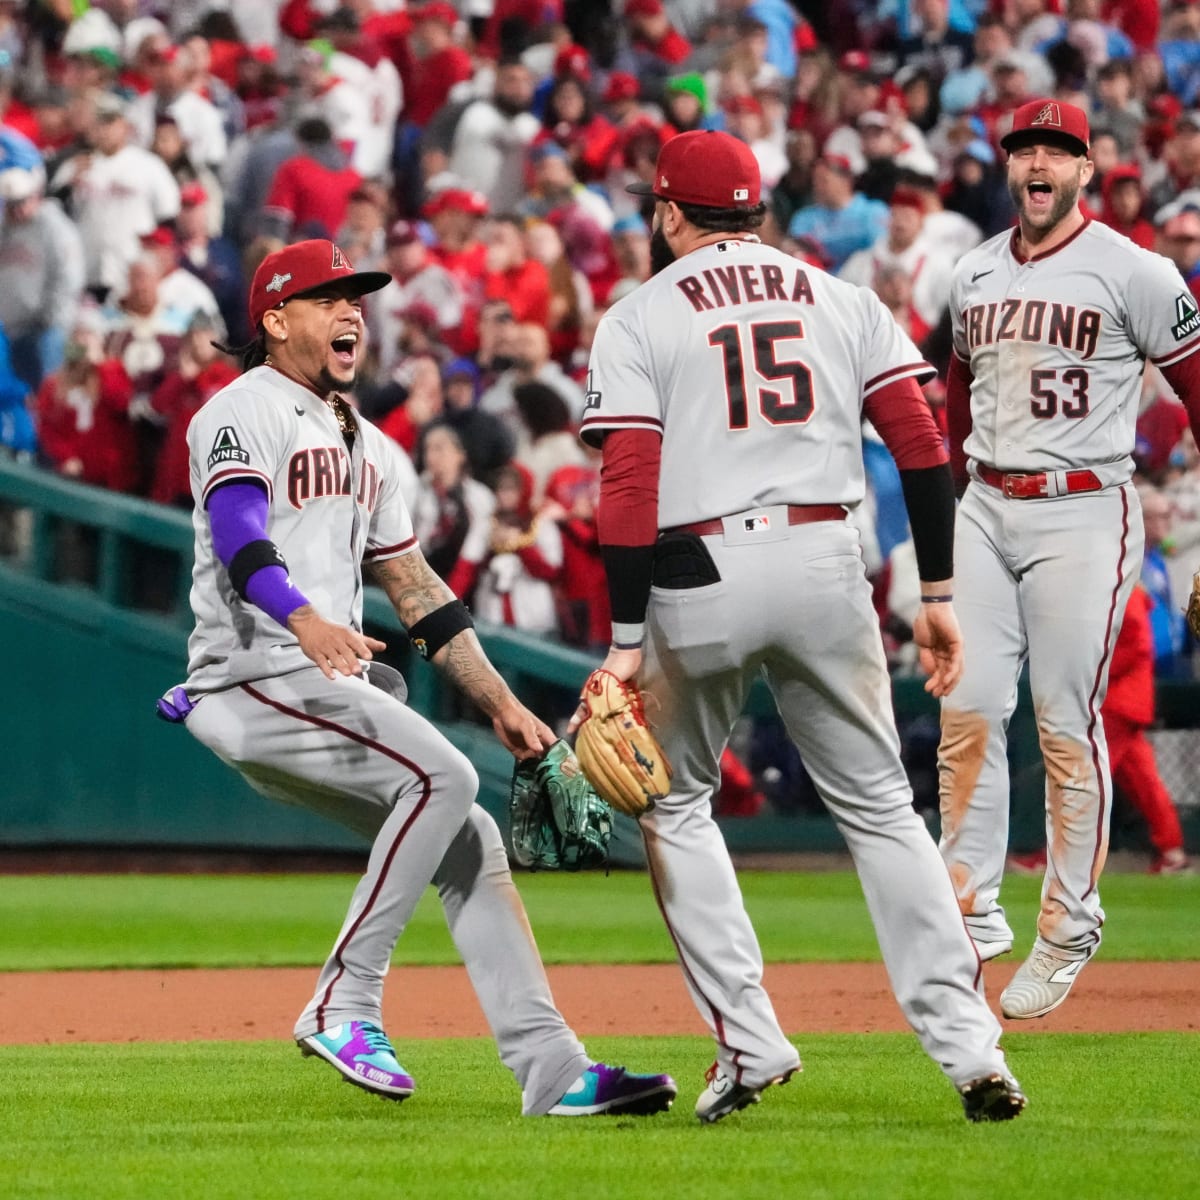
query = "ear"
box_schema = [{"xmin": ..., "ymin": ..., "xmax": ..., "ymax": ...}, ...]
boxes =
[
  {"xmin": 1079, "ymin": 157, "xmax": 1096, "ymax": 187},
  {"xmin": 663, "ymin": 200, "xmax": 684, "ymax": 236},
  {"xmin": 262, "ymin": 307, "xmax": 287, "ymax": 342}
]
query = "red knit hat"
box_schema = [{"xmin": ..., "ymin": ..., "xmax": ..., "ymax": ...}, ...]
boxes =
[
  {"xmin": 626, "ymin": 130, "xmax": 761, "ymax": 208},
  {"xmin": 248, "ymin": 239, "xmax": 390, "ymax": 330}
]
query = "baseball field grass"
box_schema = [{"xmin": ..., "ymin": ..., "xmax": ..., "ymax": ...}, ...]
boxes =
[
  {"xmin": 2, "ymin": 869, "xmax": 1198, "ymax": 968},
  {"xmin": 1, "ymin": 870, "xmax": 1197, "ymax": 1199}
]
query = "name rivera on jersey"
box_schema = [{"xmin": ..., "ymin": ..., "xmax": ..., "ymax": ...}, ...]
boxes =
[{"xmin": 674, "ymin": 260, "xmax": 817, "ymax": 313}]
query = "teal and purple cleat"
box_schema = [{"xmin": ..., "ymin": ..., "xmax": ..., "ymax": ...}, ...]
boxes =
[
  {"xmin": 298, "ymin": 1021, "xmax": 415, "ymax": 1100},
  {"xmin": 547, "ymin": 1062, "xmax": 677, "ymax": 1116}
]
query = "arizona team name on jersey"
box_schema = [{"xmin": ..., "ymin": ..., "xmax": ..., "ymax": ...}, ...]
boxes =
[
  {"xmin": 287, "ymin": 446, "xmax": 381, "ymax": 511},
  {"xmin": 962, "ymin": 299, "xmax": 1102, "ymax": 359},
  {"xmin": 675, "ymin": 263, "xmax": 816, "ymax": 313}
]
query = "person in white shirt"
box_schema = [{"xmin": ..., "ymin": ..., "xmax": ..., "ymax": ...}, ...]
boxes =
[
  {"xmin": 126, "ymin": 43, "xmax": 227, "ymax": 170},
  {"xmin": 294, "ymin": 39, "xmax": 378, "ymax": 179},
  {"xmin": 839, "ymin": 185, "xmax": 955, "ymax": 333},
  {"xmin": 449, "ymin": 59, "xmax": 541, "ymax": 213},
  {"xmin": 370, "ymin": 220, "xmax": 465, "ymax": 379},
  {"xmin": 51, "ymin": 93, "xmax": 180, "ymax": 300}
]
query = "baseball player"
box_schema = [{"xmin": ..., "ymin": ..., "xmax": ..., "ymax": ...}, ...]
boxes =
[
  {"xmin": 576, "ymin": 130, "xmax": 1026, "ymax": 1124},
  {"xmin": 939, "ymin": 99, "xmax": 1200, "ymax": 1017},
  {"xmin": 156, "ymin": 239, "xmax": 676, "ymax": 1118}
]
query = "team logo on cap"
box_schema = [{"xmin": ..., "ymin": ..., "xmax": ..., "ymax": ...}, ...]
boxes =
[
  {"xmin": 733, "ymin": 187, "xmax": 749, "ymax": 201},
  {"xmin": 265, "ymin": 271, "xmax": 292, "ymax": 293},
  {"xmin": 1031, "ymin": 103, "xmax": 1061, "ymax": 128},
  {"xmin": 331, "ymin": 244, "xmax": 347, "ymax": 269},
  {"xmin": 1172, "ymin": 292, "xmax": 1200, "ymax": 341},
  {"xmin": 659, "ymin": 174, "xmax": 669, "ymax": 188}
]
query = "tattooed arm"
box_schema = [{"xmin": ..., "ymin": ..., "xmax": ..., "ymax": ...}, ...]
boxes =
[{"xmin": 368, "ymin": 550, "xmax": 555, "ymax": 758}]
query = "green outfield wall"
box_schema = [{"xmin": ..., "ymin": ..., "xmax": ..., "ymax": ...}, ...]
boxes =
[{"xmin": 1, "ymin": 458, "xmax": 1195, "ymax": 857}]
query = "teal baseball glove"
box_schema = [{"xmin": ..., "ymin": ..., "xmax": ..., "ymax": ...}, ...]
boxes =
[{"xmin": 509, "ymin": 739, "xmax": 612, "ymax": 871}]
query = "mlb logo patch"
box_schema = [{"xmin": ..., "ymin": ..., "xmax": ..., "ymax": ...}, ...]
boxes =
[
  {"xmin": 1031, "ymin": 102, "xmax": 1061, "ymax": 128},
  {"xmin": 743, "ymin": 514, "xmax": 771, "ymax": 533},
  {"xmin": 733, "ymin": 187, "xmax": 749, "ymax": 201}
]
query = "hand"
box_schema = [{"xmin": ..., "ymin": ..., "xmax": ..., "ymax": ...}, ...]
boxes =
[
  {"xmin": 492, "ymin": 695, "xmax": 556, "ymax": 760},
  {"xmin": 62, "ymin": 457, "xmax": 83, "ymax": 477},
  {"xmin": 567, "ymin": 645, "xmax": 642, "ymax": 734},
  {"xmin": 912, "ymin": 603, "xmax": 963, "ymax": 698},
  {"xmin": 288, "ymin": 606, "xmax": 387, "ymax": 680}
]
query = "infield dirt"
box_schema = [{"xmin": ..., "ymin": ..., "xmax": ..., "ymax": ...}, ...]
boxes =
[{"xmin": 0, "ymin": 960, "xmax": 1196, "ymax": 1044}]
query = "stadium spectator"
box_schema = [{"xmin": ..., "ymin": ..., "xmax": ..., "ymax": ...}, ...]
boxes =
[
  {"xmin": 437, "ymin": 355, "xmax": 515, "ymax": 486},
  {"xmin": 139, "ymin": 225, "xmax": 225, "ymax": 337},
  {"xmin": 1154, "ymin": 197, "xmax": 1200, "ymax": 303},
  {"xmin": 840, "ymin": 186, "xmax": 955, "ymax": 336},
  {"xmin": 448, "ymin": 59, "xmax": 541, "ymax": 214},
  {"xmin": 50, "ymin": 92, "xmax": 180, "ymax": 302},
  {"xmin": 1099, "ymin": 164, "xmax": 1155, "ymax": 250},
  {"xmin": 1103, "ymin": 577, "xmax": 1190, "ymax": 875},
  {"xmin": 540, "ymin": 457, "xmax": 608, "ymax": 652},
  {"xmin": 482, "ymin": 214, "xmax": 551, "ymax": 327},
  {"xmin": 261, "ymin": 117, "xmax": 362, "ymax": 243},
  {"xmin": 371, "ymin": 220, "xmax": 464, "ymax": 380},
  {"xmin": 0, "ymin": 162, "xmax": 85, "ymax": 391},
  {"xmin": 147, "ymin": 311, "xmax": 237, "ymax": 508},
  {"xmin": 897, "ymin": 0, "xmax": 975, "ymax": 89},
  {"xmin": 787, "ymin": 153, "xmax": 889, "ymax": 272},
  {"xmin": 149, "ymin": 114, "xmax": 224, "ymax": 235},
  {"xmin": 473, "ymin": 460, "xmax": 563, "ymax": 636},
  {"xmin": 724, "ymin": 94, "xmax": 787, "ymax": 191},
  {"xmin": 126, "ymin": 42, "xmax": 227, "ymax": 171},
  {"xmin": 479, "ymin": 321, "xmax": 586, "ymax": 427},
  {"xmin": 335, "ymin": 182, "xmax": 389, "ymax": 274},
  {"xmin": 523, "ymin": 218, "xmax": 593, "ymax": 361},
  {"xmin": 176, "ymin": 183, "xmax": 247, "ymax": 344},
  {"xmin": 623, "ymin": 0, "xmax": 692, "ymax": 87},
  {"xmin": 292, "ymin": 38, "xmax": 378, "ymax": 178},
  {"xmin": 411, "ymin": 419, "xmax": 496, "ymax": 602},
  {"xmin": 512, "ymin": 379, "xmax": 586, "ymax": 503},
  {"xmin": 535, "ymin": 72, "xmax": 618, "ymax": 184},
  {"xmin": 35, "ymin": 320, "xmax": 136, "ymax": 493}
]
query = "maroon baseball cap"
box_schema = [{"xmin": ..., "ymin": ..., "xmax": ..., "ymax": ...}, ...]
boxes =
[
  {"xmin": 1000, "ymin": 98, "xmax": 1090, "ymax": 157},
  {"xmin": 626, "ymin": 130, "xmax": 761, "ymax": 208},
  {"xmin": 248, "ymin": 239, "xmax": 390, "ymax": 330}
]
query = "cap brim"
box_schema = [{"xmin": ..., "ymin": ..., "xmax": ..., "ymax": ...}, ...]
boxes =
[
  {"xmin": 625, "ymin": 180, "xmax": 658, "ymax": 197},
  {"xmin": 292, "ymin": 270, "xmax": 393, "ymax": 301},
  {"xmin": 1000, "ymin": 129, "xmax": 1088, "ymax": 156}
]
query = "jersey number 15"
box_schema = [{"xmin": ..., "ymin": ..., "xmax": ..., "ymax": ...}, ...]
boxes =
[{"xmin": 708, "ymin": 320, "xmax": 815, "ymax": 429}]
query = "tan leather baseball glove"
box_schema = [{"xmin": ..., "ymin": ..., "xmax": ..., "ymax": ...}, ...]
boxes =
[
  {"xmin": 1187, "ymin": 571, "xmax": 1200, "ymax": 641},
  {"xmin": 574, "ymin": 670, "xmax": 672, "ymax": 817}
]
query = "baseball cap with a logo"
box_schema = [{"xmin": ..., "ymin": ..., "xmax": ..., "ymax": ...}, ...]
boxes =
[
  {"xmin": 248, "ymin": 238, "xmax": 390, "ymax": 331},
  {"xmin": 1000, "ymin": 98, "xmax": 1090, "ymax": 157},
  {"xmin": 626, "ymin": 129, "xmax": 761, "ymax": 208}
]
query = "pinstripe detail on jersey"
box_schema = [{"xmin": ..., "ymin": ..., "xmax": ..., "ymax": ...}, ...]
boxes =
[
  {"xmin": 202, "ymin": 466, "xmax": 273, "ymax": 505},
  {"xmin": 1151, "ymin": 328, "xmax": 1200, "ymax": 369},
  {"xmin": 863, "ymin": 361, "xmax": 934, "ymax": 394},
  {"xmin": 1081, "ymin": 484, "xmax": 1131, "ymax": 904},
  {"xmin": 238, "ymin": 681, "xmax": 433, "ymax": 1031},
  {"xmin": 363, "ymin": 536, "xmax": 418, "ymax": 560}
]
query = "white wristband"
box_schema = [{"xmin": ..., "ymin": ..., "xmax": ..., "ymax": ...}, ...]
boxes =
[{"xmin": 611, "ymin": 621, "xmax": 645, "ymax": 649}]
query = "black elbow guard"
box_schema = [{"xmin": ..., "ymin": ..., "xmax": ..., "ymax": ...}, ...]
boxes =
[{"xmin": 228, "ymin": 539, "xmax": 288, "ymax": 600}]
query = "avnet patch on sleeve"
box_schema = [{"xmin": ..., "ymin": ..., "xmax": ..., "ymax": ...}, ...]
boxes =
[{"xmin": 207, "ymin": 426, "xmax": 251, "ymax": 470}]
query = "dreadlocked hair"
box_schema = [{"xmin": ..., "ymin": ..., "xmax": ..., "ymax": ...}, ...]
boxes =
[
  {"xmin": 211, "ymin": 331, "xmax": 269, "ymax": 373},
  {"xmin": 676, "ymin": 200, "xmax": 768, "ymax": 232}
]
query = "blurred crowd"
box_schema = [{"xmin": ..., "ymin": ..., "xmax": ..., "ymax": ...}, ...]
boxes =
[{"xmin": 0, "ymin": 0, "xmax": 1198, "ymax": 825}]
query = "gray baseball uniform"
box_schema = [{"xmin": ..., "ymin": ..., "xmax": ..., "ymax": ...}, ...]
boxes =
[
  {"xmin": 941, "ymin": 218, "xmax": 1199, "ymax": 962},
  {"xmin": 584, "ymin": 236, "xmax": 1013, "ymax": 1092},
  {"xmin": 175, "ymin": 365, "xmax": 590, "ymax": 1113}
]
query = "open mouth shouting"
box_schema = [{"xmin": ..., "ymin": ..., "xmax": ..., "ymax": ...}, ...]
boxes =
[
  {"xmin": 330, "ymin": 329, "xmax": 359, "ymax": 370},
  {"xmin": 1024, "ymin": 179, "xmax": 1055, "ymax": 217}
]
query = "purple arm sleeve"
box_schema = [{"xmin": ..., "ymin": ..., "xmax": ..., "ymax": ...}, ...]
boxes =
[{"xmin": 206, "ymin": 482, "xmax": 310, "ymax": 628}]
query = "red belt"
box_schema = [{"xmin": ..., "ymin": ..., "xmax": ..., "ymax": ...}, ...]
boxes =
[
  {"xmin": 976, "ymin": 464, "xmax": 1102, "ymax": 499},
  {"xmin": 665, "ymin": 504, "xmax": 845, "ymax": 537}
]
